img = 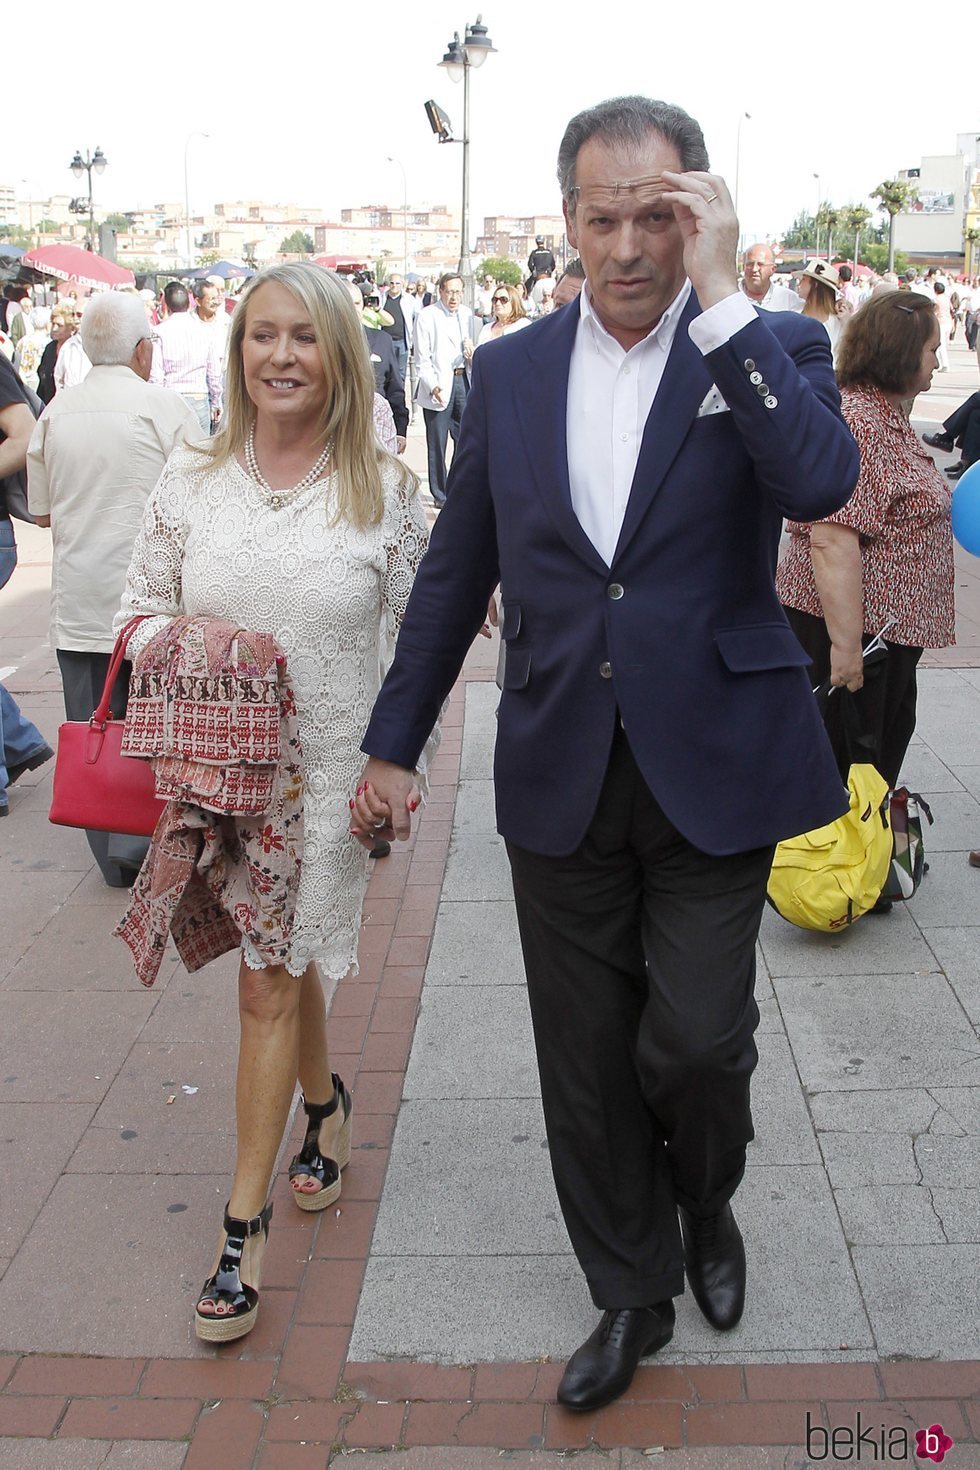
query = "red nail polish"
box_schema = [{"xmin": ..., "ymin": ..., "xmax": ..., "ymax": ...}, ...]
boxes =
[
  {"xmin": 356, "ymin": 785, "xmax": 363, "ymax": 797},
  {"xmin": 348, "ymin": 799, "xmax": 354, "ymax": 810},
  {"xmin": 409, "ymin": 799, "xmax": 419, "ymax": 811}
]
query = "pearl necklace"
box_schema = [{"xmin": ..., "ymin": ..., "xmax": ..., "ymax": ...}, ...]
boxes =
[{"xmin": 245, "ymin": 425, "xmax": 333, "ymax": 510}]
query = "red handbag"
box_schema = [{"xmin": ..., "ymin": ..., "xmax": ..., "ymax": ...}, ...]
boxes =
[{"xmin": 49, "ymin": 617, "xmax": 167, "ymax": 837}]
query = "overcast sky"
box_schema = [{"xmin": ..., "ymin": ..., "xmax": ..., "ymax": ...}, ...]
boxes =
[{"xmin": 9, "ymin": 0, "xmax": 974, "ymax": 250}]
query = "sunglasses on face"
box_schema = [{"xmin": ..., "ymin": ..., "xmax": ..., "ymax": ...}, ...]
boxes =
[{"xmin": 492, "ymin": 294, "xmax": 509, "ymax": 303}]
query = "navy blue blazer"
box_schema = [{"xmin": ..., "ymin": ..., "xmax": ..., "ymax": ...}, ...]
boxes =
[{"xmin": 363, "ymin": 293, "xmax": 860, "ymax": 856}]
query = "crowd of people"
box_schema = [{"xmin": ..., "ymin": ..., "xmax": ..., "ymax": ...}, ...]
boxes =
[{"xmin": 0, "ymin": 89, "xmax": 972, "ymax": 1408}]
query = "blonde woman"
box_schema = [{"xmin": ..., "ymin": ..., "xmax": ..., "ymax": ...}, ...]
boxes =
[
  {"xmin": 797, "ymin": 259, "xmax": 843, "ymax": 359},
  {"xmin": 476, "ymin": 282, "xmax": 530, "ymax": 347},
  {"xmin": 36, "ymin": 302, "xmax": 83, "ymax": 404},
  {"xmin": 116, "ymin": 262, "xmax": 433, "ymax": 1342}
]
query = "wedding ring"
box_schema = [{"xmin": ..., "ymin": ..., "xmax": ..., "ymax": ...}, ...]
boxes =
[{"xmin": 705, "ymin": 192, "xmax": 718, "ymax": 203}]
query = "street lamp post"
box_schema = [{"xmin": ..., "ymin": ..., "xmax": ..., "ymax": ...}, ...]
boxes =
[
  {"xmin": 69, "ymin": 147, "xmax": 108, "ymax": 251},
  {"xmin": 734, "ymin": 111, "xmax": 751, "ymax": 246},
  {"xmin": 386, "ymin": 155, "xmax": 409, "ymax": 274},
  {"xmin": 811, "ymin": 172, "xmax": 821, "ymax": 264},
  {"xmin": 184, "ymin": 132, "xmax": 209, "ymax": 270},
  {"xmin": 438, "ymin": 15, "xmax": 496, "ymax": 307}
]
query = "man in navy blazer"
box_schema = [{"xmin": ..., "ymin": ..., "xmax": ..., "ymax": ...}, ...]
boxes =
[{"xmin": 353, "ymin": 96, "xmax": 858, "ymax": 1409}]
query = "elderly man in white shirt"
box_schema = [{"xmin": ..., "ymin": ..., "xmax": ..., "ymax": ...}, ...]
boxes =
[
  {"xmin": 151, "ymin": 280, "xmax": 224, "ymax": 434},
  {"xmin": 739, "ymin": 243, "xmax": 803, "ymax": 313},
  {"xmin": 413, "ymin": 271, "xmax": 475, "ymax": 507},
  {"xmin": 27, "ymin": 292, "xmax": 197, "ymax": 886}
]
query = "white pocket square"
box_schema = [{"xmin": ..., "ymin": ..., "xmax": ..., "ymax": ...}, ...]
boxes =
[
  {"xmin": 370, "ymin": 353, "xmax": 382, "ymax": 362},
  {"xmin": 697, "ymin": 387, "xmax": 730, "ymax": 417}
]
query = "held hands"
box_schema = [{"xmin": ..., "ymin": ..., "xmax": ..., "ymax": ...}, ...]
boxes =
[
  {"xmin": 659, "ymin": 170, "xmax": 739, "ymax": 310},
  {"xmin": 350, "ymin": 758, "xmax": 420, "ymax": 849}
]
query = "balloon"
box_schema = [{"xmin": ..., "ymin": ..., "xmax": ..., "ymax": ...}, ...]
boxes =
[{"xmin": 951, "ymin": 462, "xmax": 980, "ymax": 556}]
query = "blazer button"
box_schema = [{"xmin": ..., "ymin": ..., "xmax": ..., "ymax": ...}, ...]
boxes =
[
  {"xmin": 607, "ymin": 583, "xmax": 624, "ymax": 600},
  {"xmin": 744, "ymin": 358, "xmax": 756, "ymax": 372},
  {"xmin": 599, "ymin": 661, "xmax": 612, "ymax": 679},
  {"xmin": 765, "ymin": 395, "xmax": 778, "ymax": 409},
  {"xmin": 749, "ymin": 370, "xmax": 763, "ymax": 385},
  {"xmin": 756, "ymin": 383, "xmax": 769, "ymax": 396}
]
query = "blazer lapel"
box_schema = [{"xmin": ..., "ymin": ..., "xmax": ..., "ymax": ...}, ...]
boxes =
[
  {"xmin": 612, "ymin": 289, "xmax": 713, "ymax": 564},
  {"xmin": 511, "ymin": 308, "xmax": 609, "ymax": 574}
]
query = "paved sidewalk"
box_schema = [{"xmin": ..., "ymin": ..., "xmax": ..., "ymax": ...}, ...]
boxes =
[{"xmin": 1, "ymin": 344, "xmax": 979, "ymax": 1466}]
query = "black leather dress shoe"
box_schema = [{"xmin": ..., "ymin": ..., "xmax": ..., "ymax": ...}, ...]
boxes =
[
  {"xmin": 923, "ymin": 430, "xmax": 954, "ymax": 451},
  {"xmin": 557, "ymin": 1301, "xmax": 674, "ymax": 1411},
  {"xmin": 946, "ymin": 461, "xmax": 967, "ymax": 479},
  {"xmin": 678, "ymin": 1202, "xmax": 746, "ymax": 1331}
]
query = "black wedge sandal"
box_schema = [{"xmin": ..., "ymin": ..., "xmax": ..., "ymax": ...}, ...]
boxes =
[
  {"xmin": 288, "ymin": 1073, "xmax": 352, "ymax": 1213},
  {"xmin": 194, "ymin": 1200, "xmax": 273, "ymax": 1344}
]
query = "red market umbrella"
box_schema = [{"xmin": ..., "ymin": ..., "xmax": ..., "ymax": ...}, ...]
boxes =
[{"xmin": 22, "ymin": 244, "xmax": 135, "ymax": 290}]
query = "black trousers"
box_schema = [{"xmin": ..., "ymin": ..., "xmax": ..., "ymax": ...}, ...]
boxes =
[
  {"xmin": 784, "ymin": 608, "xmax": 922, "ymax": 790},
  {"xmin": 943, "ymin": 390, "xmax": 980, "ymax": 442},
  {"xmin": 422, "ymin": 375, "xmax": 467, "ymax": 506},
  {"xmin": 506, "ymin": 723, "xmax": 773, "ymax": 1309},
  {"xmin": 56, "ymin": 649, "xmax": 149, "ymax": 887}
]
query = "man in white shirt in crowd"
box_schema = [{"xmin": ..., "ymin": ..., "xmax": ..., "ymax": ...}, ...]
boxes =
[
  {"xmin": 413, "ymin": 272, "xmax": 474, "ymax": 507},
  {"xmin": 193, "ymin": 277, "xmax": 231, "ymax": 366},
  {"xmin": 739, "ymin": 243, "xmax": 803, "ymax": 313},
  {"xmin": 150, "ymin": 280, "xmax": 223, "ymax": 435},
  {"xmin": 27, "ymin": 292, "xmax": 197, "ymax": 886}
]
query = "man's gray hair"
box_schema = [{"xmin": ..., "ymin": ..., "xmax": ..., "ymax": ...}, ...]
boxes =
[
  {"xmin": 557, "ymin": 96, "xmax": 710, "ymax": 208},
  {"xmin": 79, "ymin": 292, "xmax": 150, "ymax": 366}
]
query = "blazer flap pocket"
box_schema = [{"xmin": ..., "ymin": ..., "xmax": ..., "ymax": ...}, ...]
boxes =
[
  {"xmin": 500, "ymin": 601, "xmax": 522, "ymax": 639},
  {"xmin": 501, "ymin": 646, "xmax": 531, "ymax": 689},
  {"xmin": 715, "ymin": 622, "xmax": 811, "ymax": 673}
]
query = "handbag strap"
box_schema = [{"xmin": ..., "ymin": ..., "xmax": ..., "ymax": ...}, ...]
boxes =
[{"xmin": 92, "ymin": 617, "xmax": 147, "ymax": 726}]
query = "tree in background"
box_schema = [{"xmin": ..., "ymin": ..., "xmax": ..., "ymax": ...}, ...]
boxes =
[
  {"xmin": 103, "ymin": 213, "xmax": 131, "ymax": 231},
  {"xmin": 475, "ymin": 255, "xmax": 522, "ymax": 286},
  {"xmin": 844, "ymin": 205, "xmax": 872, "ymax": 269},
  {"xmin": 861, "ymin": 242, "xmax": 909, "ymax": 276},
  {"xmin": 872, "ymin": 180, "xmax": 916, "ymax": 272},
  {"xmin": 197, "ymin": 249, "xmax": 220, "ymax": 267},
  {"xmin": 964, "ymin": 227, "xmax": 980, "ymax": 276},
  {"xmin": 280, "ymin": 230, "xmax": 314, "ymax": 255}
]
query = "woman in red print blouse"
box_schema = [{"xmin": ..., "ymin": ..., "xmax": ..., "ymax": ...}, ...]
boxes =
[{"xmin": 776, "ymin": 290, "xmax": 954, "ymax": 790}]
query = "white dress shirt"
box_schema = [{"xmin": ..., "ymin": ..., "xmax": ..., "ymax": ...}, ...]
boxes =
[
  {"xmin": 26, "ymin": 364, "xmax": 199, "ymax": 652},
  {"xmin": 566, "ymin": 284, "xmax": 756, "ymax": 566},
  {"xmin": 738, "ymin": 279, "xmax": 804, "ymax": 314},
  {"xmin": 413, "ymin": 300, "xmax": 474, "ymax": 412},
  {"xmin": 150, "ymin": 310, "xmax": 224, "ymax": 411}
]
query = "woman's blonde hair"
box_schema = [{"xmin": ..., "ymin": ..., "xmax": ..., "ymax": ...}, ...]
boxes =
[{"xmin": 200, "ymin": 261, "xmax": 415, "ymax": 528}]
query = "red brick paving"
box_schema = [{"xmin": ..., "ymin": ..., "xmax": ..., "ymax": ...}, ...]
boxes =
[{"xmin": 2, "ymin": 661, "xmax": 979, "ymax": 1465}]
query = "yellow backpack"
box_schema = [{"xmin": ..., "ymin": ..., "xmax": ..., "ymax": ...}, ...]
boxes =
[{"xmin": 767, "ymin": 763, "xmax": 892, "ymax": 931}]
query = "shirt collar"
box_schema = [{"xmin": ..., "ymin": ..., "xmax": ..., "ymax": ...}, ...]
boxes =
[{"xmin": 578, "ymin": 277, "xmax": 692, "ymax": 357}]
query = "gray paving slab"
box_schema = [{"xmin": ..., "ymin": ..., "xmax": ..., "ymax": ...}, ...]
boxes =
[
  {"xmin": 818, "ymin": 1132, "xmax": 919, "ymax": 1186},
  {"xmin": 0, "ymin": 1171, "xmax": 231, "ymax": 1357},
  {"xmin": 774, "ymin": 972, "xmax": 980, "ymax": 1092},
  {"xmin": 453, "ymin": 777, "xmax": 498, "ymax": 833},
  {"xmin": 808, "ymin": 1088, "xmax": 940, "ymax": 1135},
  {"xmin": 0, "ymin": 1102, "xmax": 93, "ymax": 1257},
  {"xmin": 852, "ymin": 1244, "xmax": 980, "ymax": 1357},
  {"xmin": 915, "ymin": 670, "xmax": 980, "ymax": 766},
  {"xmin": 441, "ymin": 828, "xmax": 513, "ymax": 901},
  {"xmin": 5, "ymin": 809, "xmax": 98, "ymax": 874},
  {"xmin": 424, "ymin": 899, "xmax": 525, "ymax": 987},
  {"xmin": 921, "ymin": 928, "xmax": 980, "ymax": 1024},
  {"xmin": 403, "ymin": 986, "xmax": 539, "ymax": 1099},
  {"xmin": 462, "ymin": 679, "xmax": 501, "ymax": 735},
  {"xmin": 758, "ymin": 902, "xmax": 937, "ymax": 978},
  {"xmin": 2, "ymin": 903, "xmax": 162, "ymax": 991},
  {"xmin": 0, "ymin": 868, "xmax": 86, "ymax": 983},
  {"xmin": 915, "ymin": 1132, "xmax": 980, "ymax": 1185},
  {"xmin": 746, "ymin": 1032, "xmax": 821, "ymax": 1167},
  {"xmin": 954, "ymin": 764, "xmax": 980, "ymax": 801},
  {"xmin": 370, "ymin": 1098, "xmax": 567, "ymax": 1257},
  {"xmin": 897, "ymin": 740, "xmax": 966, "ymax": 793},
  {"xmin": 931, "ymin": 1085, "xmax": 980, "ymax": 1132},
  {"xmin": 835, "ymin": 1186, "xmax": 947, "ymax": 1246},
  {"xmin": 135, "ymin": 953, "xmax": 240, "ymax": 1042},
  {"xmin": 931, "ymin": 1188, "xmax": 980, "ymax": 1240},
  {"xmin": 0, "ymin": 988, "xmax": 155, "ymax": 1104},
  {"xmin": 912, "ymin": 850, "xmax": 980, "ymax": 927},
  {"xmin": 913, "ymin": 788, "xmax": 980, "ymax": 851},
  {"xmin": 460, "ymin": 731, "xmax": 496, "ymax": 780}
]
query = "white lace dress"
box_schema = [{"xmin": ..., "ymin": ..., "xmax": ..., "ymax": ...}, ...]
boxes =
[{"xmin": 117, "ymin": 443, "xmax": 434, "ymax": 979}]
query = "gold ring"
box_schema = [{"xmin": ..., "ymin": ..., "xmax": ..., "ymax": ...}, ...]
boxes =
[{"xmin": 706, "ymin": 192, "xmax": 718, "ymax": 203}]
